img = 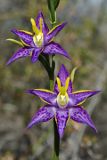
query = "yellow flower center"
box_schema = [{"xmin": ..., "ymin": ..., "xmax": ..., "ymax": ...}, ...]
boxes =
[
  {"xmin": 57, "ymin": 92, "xmax": 69, "ymax": 107},
  {"xmin": 56, "ymin": 77, "xmax": 70, "ymax": 108},
  {"xmin": 33, "ymin": 32, "xmax": 43, "ymax": 47},
  {"xmin": 31, "ymin": 18, "xmax": 44, "ymax": 47}
]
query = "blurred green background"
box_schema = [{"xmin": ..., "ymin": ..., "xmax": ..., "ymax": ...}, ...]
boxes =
[{"xmin": 0, "ymin": 0, "xmax": 107, "ymax": 159}]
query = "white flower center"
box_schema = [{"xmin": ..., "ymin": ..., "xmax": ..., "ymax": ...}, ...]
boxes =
[
  {"xmin": 56, "ymin": 77, "xmax": 70, "ymax": 108},
  {"xmin": 57, "ymin": 92, "xmax": 69, "ymax": 107},
  {"xmin": 33, "ymin": 33, "xmax": 43, "ymax": 47}
]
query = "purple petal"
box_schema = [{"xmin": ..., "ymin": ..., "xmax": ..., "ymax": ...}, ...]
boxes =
[
  {"xmin": 72, "ymin": 90, "xmax": 100, "ymax": 105},
  {"xmin": 56, "ymin": 109, "xmax": 69, "ymax": 138},
  {"xmin": 27, "ymin": 105, "xmax": 55, "ymax": 128},
  {"xmin": 27, "ymin": 89, "xmax": 57, "ymax": 105},
  {"xmin": 69, "ymin": 106, "xmax": 97, "ymax": 132},
  {"xmin": 43, "ymin": 41, "xmax": 70, "ymax": 59},
  {"xmin": 7, "ymin": 48, "xmax": 32, "ymax": 65},
  {"xmin": 31, "ymin": 48, "xmax": 41, "ymax": 63},
  {"xmin": 54, "ymin": 64, "xmax": 72, "ymax": 93},
  {"xmin": 67, "ymin": 94, "xmax": 77, "ymax": 107},
  {"xmin": 46, "ymin": 22, "xmax": 67, "ymax": 42},
  {"xmin": 36, "ymin": 11, "xmax": 49, "ymax": 35},
  {"xmin": 11, "ymin": 29, "xmax": 35, "ymax": 47},
  {"xmin": 46, "ymin": 94, "xmax": 57, "ymax": 106}
]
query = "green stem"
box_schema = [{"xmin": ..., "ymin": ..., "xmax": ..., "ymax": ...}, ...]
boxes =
[
  {"xmin": 52, "ymin": 119, "xmax": 60, "ymax": 160},
  {"xmin": 47, "ymin": 0, "xmax": 56, "ymax": 24},
  {"xmin": 40, "ymin": 55, "xmax": 60, "ymax": 160},
  {"xmin": 48, "ymin": 59, "xmax": 60, "ymax": 160},
  {"xmin": 50, "ymin": 6, "xmax": 60, "ymax": 159}
]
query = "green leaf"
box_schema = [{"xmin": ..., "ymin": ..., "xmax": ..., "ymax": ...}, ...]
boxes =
[
  {"xmin": 47, "ymin": 0, "xmax": 60, "ymax": 24},
  {"xmin": 54, "ymin": 0, "xmax": 60, "ymax": 10},
  {"xmin": 47, "ymin": 0, "xmax": 60, "ymax": 10}
]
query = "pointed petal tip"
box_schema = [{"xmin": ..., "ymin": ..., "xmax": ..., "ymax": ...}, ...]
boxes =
[
  {"xmin": 37, "ymin": 11, "xmax": 43, "ymax": 17},
  {"xmin": 90, "ymin": 123, "xmax": 98, "ymax": 133},
  {"xmin": 61, "ymin": 21, "xmax": 67, "ymax": 27},
  {"xmin": 59, "ymin": 64, "xmax": 68, "ymax": 73},
  {"xmin": 6, "ymin": 59, "xmax": 12, "ymax": 66},
  {"xmin": 26, "ymin": 114, "xmax": 40, "ymax": 129},
  {"xmin": 27, "ymin": 119, "xmax": 37, "ymax": 129},
  {"xmin": 86, "ymin": 114, "xmax": 98, "ymax": 133},
  {"xmin": 61, "ymin": 49, "xmax": 71, "ymax": 60},
  {"xmin": 92, "ymin": 90, "xmax": 101, "ymax": 96},
  {"xmin": 26, "ymin": 89, "xmax": 33, "ymax": 94},
  {"xmin": 27, "ymin": 122, "xmax": 33, "ymax": 129},
  {"xmin": 11, "ymin": 28, "xmax": 17, "ymax": 33},
  {"xmin": 6, "ymin": 61, "xmax": 10, "ymax": 66},
  {"xmin": 31, "ymin": 59, "xmax": 38, "ymax": 63},
  {"xmin": 96, "ymin": 90, "xmax": 102, "ymax": 94},
  {"xmin": 56, "ymin": 124, "xmax": 65, "ymax": 139},
  {"xmin": 26, "ymin": 89, "xmax": 39, "ymax": 97},
  {"xmin": 60, "ymin": 64, "xmax": 66, "ymax": 69},
  {"xmin": 57, "ymin": 21, "xmax": 67, "ymax": 31},
  {"xmin": 31, "ymin": 59, "xmax": 35, "ymax": 63},
  {"xmin": 66, "ymin": 54, "xmax": 72, "ymax": 60},
  {"xmin": 90, "ymin": 90, "xmax": 101, "ymax": 94},
  {"xmin": 55, "ymin": 21, "xmax": 67, "ymax": 31},
  {"xmin": 58, "ymin": 132, "xmax": 64, "ymax": 139},
  {"xmin": 94, "ymin": 127, "xmax": 98, "ymax": 133},
  {"xmin": 60, "ymin": 64, "xmax": 66, "ymax": 68},
  {"xmin": 31, "ymin": 53, "xmax": 39, "ymax": 63},
  {"xmin": 6, "ymin": 54, "xmax": 18, "ymax": 65}
]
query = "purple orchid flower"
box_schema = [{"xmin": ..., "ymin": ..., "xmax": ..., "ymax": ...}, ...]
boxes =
[
  {"xmin": 7, "ymin": 12, "xmax": 70, "ymax": 65},
  {"xmin": 27, "ymin": 65, "xmax": 100, "ymax": 138}
]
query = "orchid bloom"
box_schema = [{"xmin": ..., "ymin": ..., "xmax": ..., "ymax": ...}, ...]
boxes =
[
  {"xmin": 27, "ymin": 65, "xmax": 100, "ymax": 138},
  {"xmin": 7, "ymin": 12, "xmax": 70, "ymax": 65}
]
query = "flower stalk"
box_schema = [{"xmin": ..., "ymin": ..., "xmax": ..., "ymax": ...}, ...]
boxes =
[
  {"xmin": 48, "ymin": 2, "xmax": 60, "ymax": 159},
  {"xmin": 49, "ymin": 62, "xmax": 60, "ymax": 160}
]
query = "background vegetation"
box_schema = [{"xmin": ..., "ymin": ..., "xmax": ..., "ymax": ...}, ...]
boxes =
[{"xmin": 0, "ymin": 0, "xmax": 107, "ymax": 159}]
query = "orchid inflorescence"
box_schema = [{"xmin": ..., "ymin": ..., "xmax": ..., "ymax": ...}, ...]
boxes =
[
  {"xmin": 7, "ymin": 12, "xmax": 69, "ymax": 65},
  {"xmin": 6, "ymin": 3, "xmax": 100, "ymax": 159},
  {"xmin": 27, "ymin": 65, "xmax": 100, "ymax": 138}
]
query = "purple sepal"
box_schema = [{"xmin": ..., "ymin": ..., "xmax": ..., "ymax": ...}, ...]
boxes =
[
  {"xmin": 11, "ymin": 29, "xmax": 34, "ymax": 47},
  {"xmin": 56, "ymin": 109, "xmax": 69, "ymax": 138},
  {"xmin": 7, "ymin": 48, "xmax": 32, "ymax": 65},
  {"xmin": 46, "ymin": 22, "xmax": 67, "ymax": 42},
  {"xmin": 72, "ymin": 90, "xmax": 101, "ymax": 105},
  {"xmin": 31, "ymin": 48, "xmax": 41, "ymax": 63},
  {"xmin": 36, "ymin": 11, "xmax": 49, "ymax": 35},
  {"xmin": 69, "ymin": 106, "xmax": 97, "ymax": 132},
  {"xmin": 43, "ymin": 41, "xmax": 70, "ymax": 59},
  {"xmin": 27, "ymin": 89, "xmax": 56, "ymax": 104},
  {"xmin": 27, "ymin": 105, "xmax": 55, "ymax": 128}
]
